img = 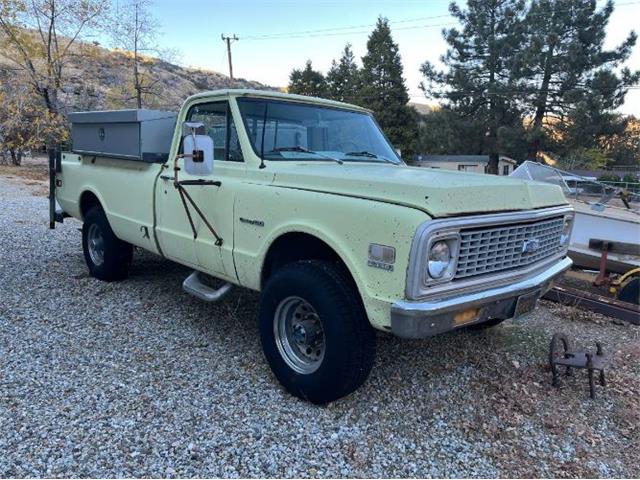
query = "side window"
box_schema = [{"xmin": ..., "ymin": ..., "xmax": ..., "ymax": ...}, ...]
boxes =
[
  {"xmin": 187, "ymin": 101, "xmax": 243, "ymax": 162},
  {"xmin": 227, "ymin": 116, "xmax": 243, "ymax": 162}
]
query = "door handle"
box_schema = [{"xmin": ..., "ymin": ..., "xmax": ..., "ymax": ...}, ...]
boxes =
[{"xmin": 160, "ymin": 174, "xmax": 175, "ymax": 181}]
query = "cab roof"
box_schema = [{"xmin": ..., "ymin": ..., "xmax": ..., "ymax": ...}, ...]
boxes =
[{"xmin": 184, "ymin": 88, "xmax": 372, "ymax": 114}]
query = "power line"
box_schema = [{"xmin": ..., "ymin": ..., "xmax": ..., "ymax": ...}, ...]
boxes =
[
  {"xmin": 244, "ymin": 22, "xmax": 457, "ymax": 41},
  {"xmin": 239, "ymin": 1, "xmax": 640, "ymax": 42},
  {"xmin": 242, "ymin": 13, "xmax": 453, "ymax": 40}
]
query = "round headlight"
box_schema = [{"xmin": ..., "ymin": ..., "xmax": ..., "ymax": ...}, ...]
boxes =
[{"xmin": 428, "ymin": 240, "xmax": 451, "ymax": 279}]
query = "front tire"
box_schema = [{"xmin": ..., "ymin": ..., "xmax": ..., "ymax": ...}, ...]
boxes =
[
  {"xmin": 82, "ymin": 206, "xmax": 132, "ymax": 281},
  {"xmin": 259, "ymin": 261, "xmax": 376, "ymax": 404}
]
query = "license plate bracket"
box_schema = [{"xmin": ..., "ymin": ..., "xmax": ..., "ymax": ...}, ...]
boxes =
[{"xmin": 514, "ymin": 290, "xmax": 540, "ymax": 318}]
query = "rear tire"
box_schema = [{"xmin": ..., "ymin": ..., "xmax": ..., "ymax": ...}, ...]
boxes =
[
  {"xmin": 259, "ymin": 260, "xmax": 376, "ymax": 404},
  {"xmin": 82, "ymin": 206, "xmax": 132, "ymax": 281}
]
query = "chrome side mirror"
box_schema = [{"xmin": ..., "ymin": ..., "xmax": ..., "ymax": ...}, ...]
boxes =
[{"xmin": 182, "ymin": 121, "xmax": 213, "ymax": 175}]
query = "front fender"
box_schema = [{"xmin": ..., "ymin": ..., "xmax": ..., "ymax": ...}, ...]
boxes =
[{"xmin": 233, "ymin": 184, "xmax": 427, "ymax": 329}]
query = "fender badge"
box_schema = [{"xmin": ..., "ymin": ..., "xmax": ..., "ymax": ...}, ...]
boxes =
[{"xmin": 239, "ymin": 217, "xmax": 265, "ymax": 227}]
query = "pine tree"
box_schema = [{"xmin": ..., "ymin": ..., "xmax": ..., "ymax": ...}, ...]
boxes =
[
  {"xmin": 600, "ymin": 116, "xmax": 640, "ymax": 167},
  {"xmin": 420, "ymin": 0, "xmax": 527, "ymax": 173},
  {"xmin": 555, "ymin": 83, "xmax": 629, "ymax": 167},
  {"xmin": 359, "ymin": 17, "xmax": 417, "ymax": 157},
  {"xmin": 326, "ymin": 43, "xmax": 360, "ymax": 103},
  {"xmin": 517, "ymin": 0, "xmax": 639, "ymax": 160},
  {"xmin": 415, "ymin": 108, "xmax": 485, "ymax": 156},
  {"xmin": 288, "ymin": 60, "xmax": 328, "ymax": 98}
]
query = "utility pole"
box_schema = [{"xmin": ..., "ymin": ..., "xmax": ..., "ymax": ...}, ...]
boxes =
[{"xmin": 221, "ymin": 34, "xmax": 239, "ymax": 80}]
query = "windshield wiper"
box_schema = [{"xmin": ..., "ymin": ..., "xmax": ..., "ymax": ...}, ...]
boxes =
[
  {"xmin": 343, "ymin": 151, "xmax": 398, "ymax": 165},
  {"xmin": 270, "ymin": 146, "xmax": 343, "ymax": 165}
]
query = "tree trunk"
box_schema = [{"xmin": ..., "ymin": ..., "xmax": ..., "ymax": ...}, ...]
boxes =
[
  {"xmin": 42, "ymin": 87, "xmax": 57, "ymax": 115},
  {"xmin": 527, "ymin": 45, "xmax": 555, "ymax": 161},
  {"xmin": 134, "ymin": 59, "xmax": 142, "ymax": 109},
  {"xmin": 487, "ymin": 151, "xmax": 499, "ymax": 175},
  {"xmin": 9, "ymin": 148, "xmax": 22, "ymax": 166},
  {"xmin": 485, "ymin": 6, "xmax": 500, "ymax": 176},
  {"xmin": 527, "ymin": 131, "xmax": 543, "ymax": 162},
  {"xmin": 134, "ymin": 2, "xmax": 142, "ymax": 109}
]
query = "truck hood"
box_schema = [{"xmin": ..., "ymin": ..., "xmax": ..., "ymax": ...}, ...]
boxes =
[{"xmin": 270, "ymin": 163, "xmax": 568, "ymax": 218}]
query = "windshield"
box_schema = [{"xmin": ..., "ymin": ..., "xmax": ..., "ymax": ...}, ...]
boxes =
[{"xmin": 236, "ymin": 98, "xmax": 402, "ymax": 164}]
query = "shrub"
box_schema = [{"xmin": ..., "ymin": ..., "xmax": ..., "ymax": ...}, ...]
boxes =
[{"xmin": 598, "ymin": 174, "xmax": 621, "ymax": 183}]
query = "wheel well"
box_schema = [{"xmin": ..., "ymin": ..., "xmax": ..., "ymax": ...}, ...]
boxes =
[
  {"xmin": 79, "ymin": 191, "xmax": 101, "ymax": 220},
  {"xmin": 261, "ymin": 232, "xmax": 354, "ymax": 289}
]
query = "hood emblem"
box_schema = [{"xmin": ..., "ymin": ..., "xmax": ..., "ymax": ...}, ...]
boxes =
[{"xmin": 522, "ymin": 238, "xmax": 540, "ymax": 254}]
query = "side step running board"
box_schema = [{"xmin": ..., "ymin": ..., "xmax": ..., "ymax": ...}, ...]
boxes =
[{"xmin": 182, "ymin": 271, "xmax": 233, "ymax": 302}]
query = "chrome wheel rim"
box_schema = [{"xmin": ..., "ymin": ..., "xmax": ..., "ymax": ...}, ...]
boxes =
[
  {"xmin": 274, "ymin": 296, "xmax": 325, "ymax": 374},
  {"xmin": 87, "ymin": 223, "xmax": 105, "ymax": 266}
]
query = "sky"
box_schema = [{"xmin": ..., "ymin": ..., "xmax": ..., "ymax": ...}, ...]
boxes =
[{"xmin": 144, "ymin": 0, "xmax": 640, "ymax": 114}]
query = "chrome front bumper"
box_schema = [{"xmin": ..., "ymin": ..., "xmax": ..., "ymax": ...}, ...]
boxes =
[{"xmin": 391, "ymin": 257, "xmax": 572, "ymax": 338}]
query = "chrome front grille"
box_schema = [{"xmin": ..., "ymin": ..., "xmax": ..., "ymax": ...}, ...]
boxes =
[{"xmin": 455, "ymin": 216, "xmax": 564, "ymax": 280}]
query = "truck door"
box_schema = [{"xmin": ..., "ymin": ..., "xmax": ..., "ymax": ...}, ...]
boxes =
[{"xmin": 155, "ymin": 100, "xmax": 244, "ymax": 280}]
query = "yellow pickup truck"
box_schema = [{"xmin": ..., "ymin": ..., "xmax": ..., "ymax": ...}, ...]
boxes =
[{"xmin": 51, "ymin": 89, "xmax": 573, "ymax": 403}]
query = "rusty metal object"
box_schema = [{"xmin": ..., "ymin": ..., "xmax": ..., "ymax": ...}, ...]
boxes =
[
  {"xmin": 587, "ymin": 239, "xmax": 640, "ymax": 287},
  {"xmin": 543, "ymin": 285, "xmax": 640, "ymax": 325},
  {"xmin": 170, "ymin": 154, "xmax": 224, "ymax": 246},
  {"xmin": 593, "ymin": 240, "xmax": 611, "ymax": 287},
  {"xmin": 549, "ymin": 333, "xmax": 607, "ymax": 399},
  {"xmin": 175, "ymin": 182, "xmax": 224, "ymax": 246}
]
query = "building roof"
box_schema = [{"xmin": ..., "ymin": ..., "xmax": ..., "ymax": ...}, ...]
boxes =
[
  {"xmin": 500, "ymin": 156, "xmax": 517, "ymax": 164},
  {"xmin": 414, "ymin": 155, "xmax": 518, "ymax": 165},
  {"xmin": 415, "ymin": 155, "xmax": 490, "ymax": 163}
]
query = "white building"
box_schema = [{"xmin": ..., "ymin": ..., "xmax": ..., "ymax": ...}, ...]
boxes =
[{"xmin": 413, "ymin": 155, "xmax": 518, "ymax": 176}]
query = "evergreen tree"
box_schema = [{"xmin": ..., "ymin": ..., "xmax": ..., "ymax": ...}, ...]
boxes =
[
  {"xmin": 326, "ymin": 43, "xmax": 360, "ymax": 103},
  {"xmin": 551, "ymin": 85, "xmax": 632, "ymax": 169},
  {"xmin": 288, "ymin": 60, "xmax": 328, "ymax": 98},
  {"xmin": 517, "ymin": 0, "xmax": 639, "ymax": 160},
  {"xmin": 420, "ymin": 0, "xmax": 527, "ymax": 173},
  {"xmin": 415, "ymin": 108, "xmax": 485, "ymax": 156},
  {"xmin": 359, "ymin": 17, "xmax": 417, "ymax": 157},
  {"xmin": 600, "ymin": 116, "xmax": 640, "ymax": 167},
  {"xmin": 415, "ymin": 107, "xmax": 528, "ymax": 161}
]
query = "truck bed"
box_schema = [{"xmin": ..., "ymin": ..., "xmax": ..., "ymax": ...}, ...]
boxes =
[{"xmin": 55, "ymin": 152, "xmax": 164, "ymax": 254}]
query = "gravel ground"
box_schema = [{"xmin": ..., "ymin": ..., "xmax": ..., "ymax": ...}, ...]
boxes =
[{"xmin": 1, "ymin": 171, "xmax": 639, "ymax": 478}]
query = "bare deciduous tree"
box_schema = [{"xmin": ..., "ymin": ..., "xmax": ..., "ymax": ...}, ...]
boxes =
[
  {"xmin": 0, "ymin": 67, "xmax": 68, "ymax": 165},
  {"xmin": 0, "ymin": 0, "xmax": 107, "ymax": 117},
  {"xmin": 110, "ymin": 0, "xmax": 175, "ymax": 108}
]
